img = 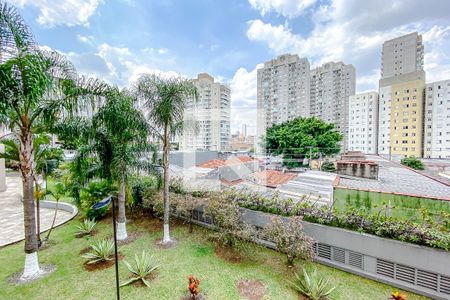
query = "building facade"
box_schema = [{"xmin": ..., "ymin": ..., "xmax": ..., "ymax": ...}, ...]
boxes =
[
  {"xmin": 424, "ymin": 80, "xmax": 450, "ymax": 159},
  {"xmin": 180, "ymin": 73, "xmax": 230, "ymax": 151},
  {"xmin": 256, "ymin": 54, "xmax": 310, "ymax": 152},
  {"xmin": 378, "ymin": 32, "xmax": 425, "ymax": 159},
  {"xmin": 348, "ymin": 92, "xmax": 379, "ymax": 154},
  {"xmin": 381, "ymin": 32, "xmax": 424, "ymax": 79},
  {"xmin": 310, "ymin": 61, "xmax": 356, "ymax": 150}
]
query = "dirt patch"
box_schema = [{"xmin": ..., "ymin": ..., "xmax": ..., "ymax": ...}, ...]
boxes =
[
  {"xmin": 180, "ymin": 294, "xmax": 207, "ymax": 300},
  {"xmin": 236, "ymin": 279, "xmax": 266, "ymax": 300},
  {"xmin": 298, "ymin": 295, "xmax": 309, "ymax": 300},
  {"xmin": 115, "ymin": 231, "xmax": 142, "ymax": 246},
  {"xmin": 214, "ymin": 246, "xmax": 243, "ymax": 264},
  {"xmin": 83, "ymin": 253, "xmax": 124, "ymax": 272},
  {"xmin": 75, "ymin": 230, "xmax": 98, "ymax": 239},
  {"xmin": 7, "ymin": 265, "xmax": 56, "ymax": 285},
  {"xmin": 79, "ymin": 247, "xmax": 91, "ymax": 255},
  {"xmin": 130, "ymin": 273, "xmax": 157, "ymax": 288},
  {"xmin": 155, "ymin": 238, "xmax": 179, "ymax": 249}
]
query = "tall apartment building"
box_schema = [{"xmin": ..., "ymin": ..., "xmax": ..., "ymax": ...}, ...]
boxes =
[
  {"xmin": 310, "ymin": 61, "xmax": 356, "ymax": 150},
  {"xmin": 180, "ymin": 73, "xmax": 230, "ymax": 151},
  {"xmin": 256, "ymin": 54, "xmax": 310, "ymax": 152},
  {"xmin": 378, "ymin": 32, "xmax": 425, "ymax": 159},
  {"xmin": 348, "ymin": 92, "xmax": 379, "ymax": 154},
  {"xmin": 424, "ymin": 80, "xmax": 450, "ymax": 158}
]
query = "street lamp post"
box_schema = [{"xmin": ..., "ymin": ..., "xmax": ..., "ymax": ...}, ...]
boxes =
[{"xmin": 92, "ymin": 195, "xmax": 120, "ymax": 300}]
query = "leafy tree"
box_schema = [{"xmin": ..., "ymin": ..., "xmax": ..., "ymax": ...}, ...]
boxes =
[
  {"xmin": 44, "ymin": 181, "xmax": 66, "ymax": 241},
  {"xmin": 263, "ymin": 117, "xmax": 342, "ymax": 168},
  {"xmin": 401, "ymin": 156, "xmax": 425, "ymax": 170},
  {"xmin": 0, "ymin": 2, "xmax": 108, "ymax": 279},
  {"xmin": 134, "ymin": 74, "xmax": 197, "ymax": 244},
  {"xmin": 263, "ymin": 216, "xmax": 314, "ymax": 266}
]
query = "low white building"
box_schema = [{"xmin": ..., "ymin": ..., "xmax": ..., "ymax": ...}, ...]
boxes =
[
  {"xmin": 424, "ymin": 80, "xmax": 450, "ymax": 158},
  {"xmin": 348, "ymin": 92, "xmax": 379, "ymax": 154}
]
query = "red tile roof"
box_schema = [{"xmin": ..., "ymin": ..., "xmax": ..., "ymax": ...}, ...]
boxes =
[
  {"xmin": 197, "ymin": 156, "xmax": 256, "ymax": 168},
  {"xmin": 250, "ymin": 170, "xmax": 297, "ymax": 188}
]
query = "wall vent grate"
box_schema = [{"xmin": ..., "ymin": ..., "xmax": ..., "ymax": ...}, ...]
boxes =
[
  {"xmin": 417, "ymin": 270, "xmax": 438, "ymax": 291},
  {"xmin": 317, "ymin": 243, "xmax": 331, "ymax": 260},
  {"xmin": 395, "ymin": 264, "xmax": 415, "ymax": 285},
  {"xmin": 376, "ymin": 259, "xmax": 395, "ymax": 278},
  {"xmin": 348, "ymin": 251, "xmax": 363, "ymax": 269},
  {"xmin": 332, "ymin": 247, "xmax": 345, "ymax": 264},
  {"xmin": 440, "ymin": 275, "xmax": 450, "ymax": 295}
]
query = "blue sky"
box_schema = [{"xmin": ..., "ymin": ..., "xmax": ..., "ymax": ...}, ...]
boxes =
[{"xmin": 8, "ymin": 0, "xmax": 450, "ymax": 134}]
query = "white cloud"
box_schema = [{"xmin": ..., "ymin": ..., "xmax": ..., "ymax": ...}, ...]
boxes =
[
  {"xmin": 158, "ymin": 48, "xmax": 168, "ymax": 54},
  {"xmin": 246, "ymin": 0, "xmax": 450, "ymax": 91},
  {"xmin": 8, "ymin": 0, "xmax": 103, "ymax": 27},
  {"xmin": 228, "ymin": 64, "xmax": 263, "ymax": 135},
  {"xmin": 77, "ymin": 34, "xmax": 96, "ymax": 46},
  {"xmin": 248, "ymin": 0, "xmax": 317, "ymax": 18}
]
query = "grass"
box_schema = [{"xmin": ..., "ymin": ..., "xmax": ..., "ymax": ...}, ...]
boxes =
[{"xmin": 0, "ymin": 215, "xmax": 430, "ymax": 300}]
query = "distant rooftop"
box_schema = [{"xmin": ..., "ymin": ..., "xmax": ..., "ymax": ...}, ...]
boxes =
[
  {"xmin": 248, "ymin": 170, "xmax": 297, "ymax": 188},
  {"xmin": 337, "ymin": 155, "xmax": 450, "ymax": 201},
  {"xmin": 197, "ymin": 156, "xmax": 255, "ymax": 169}
]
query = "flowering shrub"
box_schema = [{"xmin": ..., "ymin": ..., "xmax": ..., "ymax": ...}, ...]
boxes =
[
  {"xmin": 223, "ymin": 190, "xmax": 450, "ymax": 251},
  {"xmin": 188, "ymin": 275, "xmax": 201, "ymax": 299},
  {"xmin": 390, "ymin": 291, "xmax": 407, "ymax": 300},
  {"xmin": 263, "ymin": 216, "xmax": 315, "ymax": 266}
]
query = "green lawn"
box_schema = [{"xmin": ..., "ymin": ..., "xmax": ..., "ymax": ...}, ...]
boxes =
[{"xmin": 0, "ymin": 215, "xmax": 429, "ymax": 300}]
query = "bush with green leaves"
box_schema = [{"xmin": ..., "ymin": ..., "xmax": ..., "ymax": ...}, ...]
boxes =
[
  {"xmin": 204, "ymin": 192, "xmax": 256, "ymax": 251},
  {"xmin": 79, "ymin": 180, "xmax": 115, "ymax": 219},
  {"xmin": 129, "ymin": 175, "xmax": 161, "ymax": 208},
  {"xmin": 320, "ymin": 161, "xmax": 336, "ymax": 172},
  {"xmin": 75, "ymin": 219, "xmax": 97, "ymax": 236},
  {"xmin": 289, "ymin": 268, "xmax": 336, "ymax": 300},
  {"xmin": 263, "ymin": 216, "xmax": 314, "ymax": 266},
  {"xmin": 223, "ymin": 189, "xmax": 450, "ymax": 251},
  {"xmin": 401, "ymin": 156, "xmax": 425, "ymax": 170},
  {"xmin": 121, "ymin": 251, "xmax": 159, "ymax": 288},
  {"xmin": 82, "ymin": 239, "xmax": 115, "ymax": 264}
]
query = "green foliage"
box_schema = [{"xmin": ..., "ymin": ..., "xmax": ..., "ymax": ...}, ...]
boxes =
[
  {"xmin": 204, "ymin": 192, "xmax": 256, "ymax": 251},
  {"xmin": 129, "ymin": 175, "xmax": 162, "ymax": 208},
  {"xmin": 401, "ymin": 156, "xmax": 425, "ymax": 170},
  {"xmin": 263, "ymin": 216, "xmax": 314, "ymax": 266},
  {"xmin": 75, "ymin": 219, "xmax": 97, "ymax": 236},
  {"xmin": 320, "ymin": 161, "xmax": 336, "ymax": 172},
  {"xmin": 263, "ymin": 117, "xmax": 342, "ymax": 168},
  {"xmin": 289, "ymin": 269, "xmax": 337, "ymax": 300},
  {"xmin": 79, "ymin": 180, "xmax": 115, "ymax": 219},
  {"xmin": 82, "ymin": 239, "xmax": 115, "ymax": 264},
  {"xmin": 120, "ymin": 251, "xmax": 159, "ymax": 288}
]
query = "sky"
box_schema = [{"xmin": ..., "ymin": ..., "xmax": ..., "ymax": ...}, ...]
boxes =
[{"xmin": 8, "ymin": 0, "xmax": 450, "ymax": 135}]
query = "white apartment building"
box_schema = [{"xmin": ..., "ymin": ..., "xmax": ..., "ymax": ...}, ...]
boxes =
[
  {"xmin": 348, "ymin": 92, "xmax": 379, "ymax": 154},
  {"xmin": 381, "ymin": 32, "xmax": 424, "ymax": 79},
  {"xmin": 180, "ymin": 73, "xmax": 230, "ymax": 151},
  {"xmin": 424, "ymin": 80, "xmax": 450, "ymax": 159},
  {"xmin": 310, "ymin": 61, "xmax": 356, "ymax": 150},
  {"xmin": 256, "ymin": 54, "xmax": 310, "ymax": 152}
]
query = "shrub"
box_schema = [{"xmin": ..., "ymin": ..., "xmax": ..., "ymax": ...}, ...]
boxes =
[
  {"xmin": 320, "ymin": 161, "xmax": 336, "ymax": 172},
  {"xmin": 76, "ymin": 219, "xmax": 97, "ymax": 236},
  {"xmin": 400, "ymin": 156, "xmax": 425, "ymax": 170},
  {"xmin": 204, "ymin": 192, "xmax": 256, "ymax": 251},
  {"xmin": 225, "ymin": 189, "xmax": 450, "ymax": 251},
  {"xmin": 173, "ymin": 193, "xmax": 205, "ymax": 233},
  {"xmin": 289, "ymin": 269, "xmax": 336, "ymax": 300},
  {"xmin": 263, "ymin": 216, "xmax": 315, "ymax": 266},
  {"xmin": 129, "ymin": 175, "xmax": 161, "ymax": 208},
  {"xmin": 120, "ymin": 251, "xmax": 159, "ymax": 288},
  {"xmin": 82, "ymin": 239, "xmax": 115, "ymax": 264},
  {"xmin": 79, "ymin": 180, "xmax": 115, "ymax": 219},
  {"xmin": 187, "ymin": 275, "xmax": 201, "ymax": 299}
]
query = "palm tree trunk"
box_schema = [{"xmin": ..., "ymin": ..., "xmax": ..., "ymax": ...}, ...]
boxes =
[
  {"xmin": 117, "ymin": 176, "xmax": 128, "ymax": 240},
  {"xmin": 35, "ymin": 187, "xmax": 41, "ymax": 247},
  {"xmin": 162, "ymin": 123, "xmax": 171, "ymax": 243},
  {"xmin": 19, "ymin": 129, "xmax": 40, "ymax": 279}
]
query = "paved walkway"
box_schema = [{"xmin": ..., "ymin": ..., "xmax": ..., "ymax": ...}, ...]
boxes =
[{"xmin": 0, "ymin": 174, "xmax": 73, "ymax": 247}]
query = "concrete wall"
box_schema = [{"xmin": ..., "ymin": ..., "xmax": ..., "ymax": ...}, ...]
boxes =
[
  {"xmin": 336, "ymin": 161, "xmax": 379, "ymax": 179},
  {"xmin": 191, "ymin": 206, "xmax": 450, "ymax": 300},
  {"xmin": 168, "ymin": 151, "xmax": 218, "ymax": 168}
]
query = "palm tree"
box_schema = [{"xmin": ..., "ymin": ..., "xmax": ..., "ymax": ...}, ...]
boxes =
[
  {"xmin": 92, "ymin": 89, "xmax": 154, "ymax": 240},
  {"xmin": 0, "ymin": 2, "xmax": 108, "ymax": 279},
  {"xmin": 134, "ymin": 74, "xmax": 197, "ymax": 244}
]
